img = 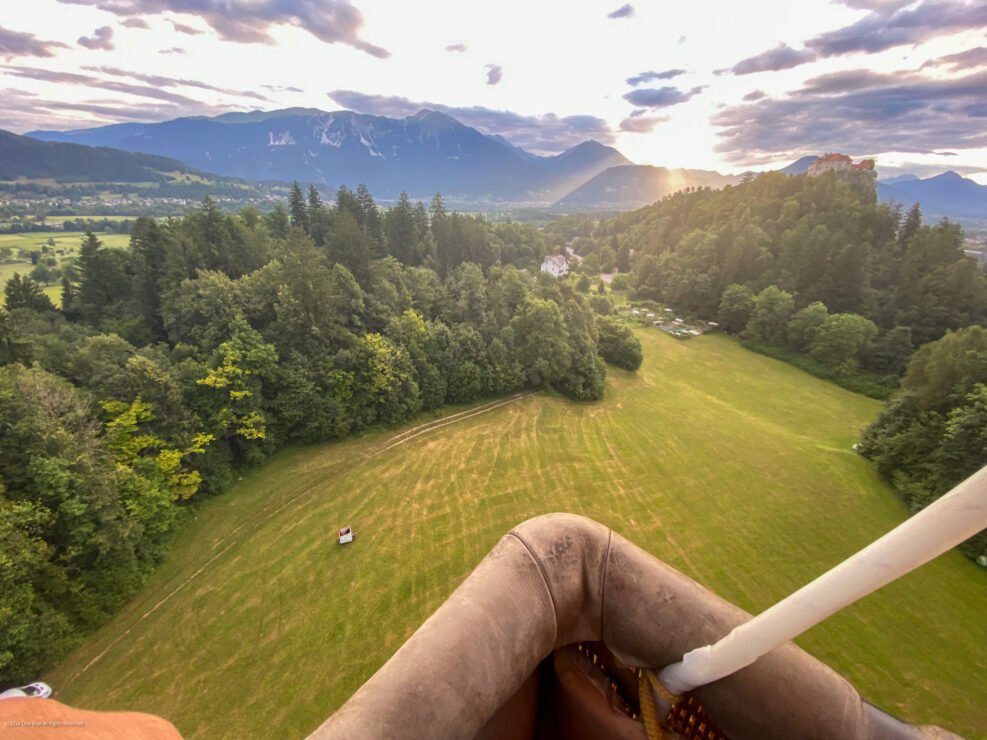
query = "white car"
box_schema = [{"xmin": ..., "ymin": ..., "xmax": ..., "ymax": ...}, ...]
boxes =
[{"xmin": 0, "ymin": 682, "xmax": 52, "ymax": 700}]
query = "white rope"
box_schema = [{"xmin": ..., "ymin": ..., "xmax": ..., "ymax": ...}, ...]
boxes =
[{"xmin": 658, "ymin": 464, "xmax": 987, "ymax": 695}]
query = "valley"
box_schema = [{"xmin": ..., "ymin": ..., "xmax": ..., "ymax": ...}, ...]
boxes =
[{"xmin": 44, "ymin": 330, "xmax": 987, "ymax": 739}]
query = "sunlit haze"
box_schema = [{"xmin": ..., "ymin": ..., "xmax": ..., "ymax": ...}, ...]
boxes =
[{"xmin": 2, "ymin": 0, "xmax": 986, "ymax": 180}]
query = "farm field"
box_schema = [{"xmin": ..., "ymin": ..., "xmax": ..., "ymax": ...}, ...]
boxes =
[
  {"xmin": 0, "ymin": 231, "xmax": 130, "ymax": 306},
  {"xmin": 0, "ymin": 261, "xmax": 61, "ymax": 306},
  {"xmin": 0, "ymin": 230, "xmax": 130, "ymax": 251},
  {"xmin": 45, "ymin": 331, "xmax": 987, "ymax": 739},
  {"xmin": 41, "ymin": 215, "xmax": 135, "ymax": 224}
]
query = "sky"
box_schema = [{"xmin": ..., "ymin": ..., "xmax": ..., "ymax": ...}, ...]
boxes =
[{"xmin": 1, "ymin": 0, "xmax": 986, "ymax": 181}]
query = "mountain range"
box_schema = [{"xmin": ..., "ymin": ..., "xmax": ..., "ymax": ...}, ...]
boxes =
[
  {"xmin": 876, "ymin": 171, "xmax": 987, "ymax": 219},
  {"xmin": 29, "ymin": 108, "xmax": 633, "ymax": 204},
  {"xmin": 15, "ymin": 111, "xmax": 987, "ymax": 217}
]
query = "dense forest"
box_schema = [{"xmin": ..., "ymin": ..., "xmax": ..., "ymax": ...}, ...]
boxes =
[
  {"xmin": 604, "ymin": 171, "xmax": 985, "ymax": 348},
  {"xmin": 0, "ymin": 183, "xmax": 640, "ymax": 684},
  {"xmin": 588, "ymin": 170, "xmax": 987, "ymax": 561}
]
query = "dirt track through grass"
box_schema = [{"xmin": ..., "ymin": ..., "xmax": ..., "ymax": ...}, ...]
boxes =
[{"xmin": 46, "ymin": 332, "xmax": 987, "ymax": 739}]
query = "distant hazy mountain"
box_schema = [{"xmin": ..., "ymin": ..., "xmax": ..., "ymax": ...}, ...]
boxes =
[
  {"xmin": 0, "ymin": 128, "xmax": 266, "ymax": 204},
  {"xmin": 29, "ymin": 109, "xmax": 630, "ymax": 203},
  {"xmin": 780, "ymin": 156, "xmax": 818, "ymax": 175},
  {"xmin": 878, "ymin": 174, "xmax": 920, "ymax": 186},
  {"xmin": 554, "ymin": 164, "xmax": 742, "ymax": 210},
  {"xmin": 0, "ymin": 128, "xmax": 196, "ymax": 182},
  {"xmin": 877, "ymin": 171, "xmax": 987, "ymax": 219}
]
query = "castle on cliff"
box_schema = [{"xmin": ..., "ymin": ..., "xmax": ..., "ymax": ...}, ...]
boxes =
[{"xmin": 808, "ymin": 153, "xmax": 875, "ymax": 177}]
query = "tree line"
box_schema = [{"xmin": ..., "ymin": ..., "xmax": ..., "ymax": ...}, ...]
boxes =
[
  {"xmin": 859, "ymin": 325, "xmax": 987, "ymax": 560},
  {"xmin": 0, "ymin": 184, "xmax": 641, "ymax": 684}
]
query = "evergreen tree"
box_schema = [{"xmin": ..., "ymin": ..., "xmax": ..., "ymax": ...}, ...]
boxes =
[
  {"xmin": 385, "ymin": 192, "xmax": 417, "ymax": 264},
  {"xmin": 327, "ymin": 208, "xmax": 371, "ymax": 283},
  {"xmin": 307, "ymin": 184, "xmax": 323, "ymax": 212},
  {"xmin": 60, "ymin": 274, "xmax": 75, "ymax": 318},
  {"xmin": 130, "ymin": 217, "xmax": 169, "ymax": 341},
  {"xmin": 898, "ymin": 203, "xmax": 922, "ymax": 252},
  {"xmin": 431, "ymin": 193, "xmax": 454, "ymax": 277},
  {"xmin": 356, "ymin": 184, "xmax": 383, "ymax": 254},
  {"xmin": 413, "ymin": 201, "xmax": 434, "ymax": 265},
  {"xmin": 289, "ymin": 181, "xmax": 309, "ymax": 234},
  {"xmin": 265, "ymin": 204, "xmax": 291, "ymax": 240},
  {"xmin": 336, "ymin": 185, "xmax": 361, "ymax": 222},
  {"xmin": 76, "ymin": 230, "xmax": 101, "ymax": 301},
  {"xmin": 4, "ymin": 274, "xmax": 55, "ymax": 312},
  {"xmin": 307, "ymin": 185, "xmax": 329, "ymax": 247}
]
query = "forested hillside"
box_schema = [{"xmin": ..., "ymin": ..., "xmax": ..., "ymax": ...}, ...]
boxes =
[
  {"xmin": 0, "ymin": 130, "xmax": 196, "ymax": 183},
  {"xmin": 595, "ymin": 170, "xmax": 987, "ymax": 559},
  {"xmin": 605, "ymin": 171, "xmax": 985, "ymax": 347},
  {"xmin": 0, "ymin": 184, "xmax": 639, "ymax": 685}
]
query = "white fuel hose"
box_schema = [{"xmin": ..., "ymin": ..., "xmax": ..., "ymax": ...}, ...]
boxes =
[{"xmin": 658, "ymin": 464, "xmax": 987, "ymax": 695}]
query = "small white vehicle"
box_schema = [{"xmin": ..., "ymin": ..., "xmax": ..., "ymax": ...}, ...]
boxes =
[
  {"xmin": 0, "ymin": 682, "xmax": 53, "ymax": 699},
  {"xmin": 338, "ymin": 526, "xmax": 355, "ymax": 545}
]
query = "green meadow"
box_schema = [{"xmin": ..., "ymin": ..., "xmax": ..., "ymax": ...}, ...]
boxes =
[
  {"xmin": 0, "ymin": 230, "xmax": 130, "ymax": 252},
  {"xmin": 0, "ymin": 231, "xmax": 130, "ymax": 306},
  {"xmin": 45, "ymin": 331, "xmax": 987, "ymax": 738}
]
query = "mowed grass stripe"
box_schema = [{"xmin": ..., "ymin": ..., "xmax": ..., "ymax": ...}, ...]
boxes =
[{"xmin": 46, "ymin": 331, "xmax": 987, "ymax": 739}]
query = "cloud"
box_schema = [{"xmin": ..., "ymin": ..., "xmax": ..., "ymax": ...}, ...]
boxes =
[
  {"xmin": 170, "ymin": 20, "xmax": 202, "ymax": 35},
  {"xmin": 159, "ymin": 47, "xmax": 186, "ymax": 54},
  {"xmin": 56, "ymin": 0, "xmax": 389, "ymax": 57},
  {"xmin": 78, "ymin": 26, "xmax": 114, "ymax": 51},
  {"xmin": 263, "ymin": 84, "xmax": 304, "ymax": 93},
  {"xmin": 619, "ymin": 115, "xmax": 668, "ymax": 133},
  {"xmin": 607, "ymin": 4, "xmax": 634, "ymax": 19},
  {"xmin": 327, "ymin": 89, "xmax": 616, "ymax": 154},
  {"xmin": 0, "ymin": 87, "xmax": 234, "ymax": 133},
  {"xmin": 4, "ymin": 65, "xmax": 225, "ymax": 107},
  {"xmin": 485, "ymin": 64, "xmax": 503, "ymax": 85},
  {"xmin": 722, "ymin": 1, "xmax": 987, "ymax": 77},
  {"xmin": 712, "ymin": 67, "xmax": 987, "ymax": 163},
  {"xmin": 84, "ymin": 65, "xmax": 271, "ymax": 101},
  {"xmin": 622, "ymin": 85, "xmax": 704, "ymax": 108},
  {"xmin": 0, "ymin": 25, "xmax": 69, "ymax": 59},
  {"xmin": 922, "ymin": 46, "xmax": 987, "ymax": 72},
  {"xmin": 836, "ymin": 0, "xmax": 912, "ymax": 9},
  {"xmin": 121, "ymin": 18, "xmax": 149, "ymax": 29},
  {"xmin": 806, "ymin": 0, "xmax": 987, "ymax": 58},
  {"xmin": 743, "ymin": 90, "xmax": 767, "ymax": 101},
  {"xmin": 626, "ymin": 69, "xmax": 686, "ymax": 85},
  {"xmin": 445, "ymin": 43, "xmax": 467, "ymax": 52},
  {"xmin": 728, "ymin": 44, "xmax": 816, "ymax": 75}
]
